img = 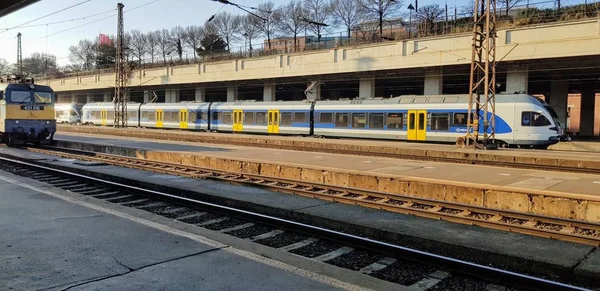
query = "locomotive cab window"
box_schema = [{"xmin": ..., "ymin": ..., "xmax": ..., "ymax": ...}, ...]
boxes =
[
  {"xmin": 430, "ymin": 113, "xmax": 449, "ymax": 131},
  {"xmin": 522, "ymin": 112, "xmax": 550, "ymax": 126},
  {"xmin": 387, "ymin": 113, "xmax": 403, "ymax": 130},
  {"xmin": 34, "ymin": 92, "xmax": 52, "ymax": 103},
  {"xmin": 10, "ymin": 91, "xmax": 30, "ymax": 103}
]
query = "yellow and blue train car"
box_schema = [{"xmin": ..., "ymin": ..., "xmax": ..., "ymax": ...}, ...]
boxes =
[{"xmin": 0, "ymin": 76, "xmax": 56, "ymax": 145}]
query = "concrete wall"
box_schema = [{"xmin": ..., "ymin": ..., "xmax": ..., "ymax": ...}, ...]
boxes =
[{"xmin": 42, "ymin": 20, "xmax": 600, "ymax": 93}]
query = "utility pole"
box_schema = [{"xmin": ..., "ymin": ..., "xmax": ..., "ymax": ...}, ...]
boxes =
[
  {"xmin": 114, "ymin": 3, "xmax": 127, "ymax": 128},
  {"xmin": 17, "ymin": 32, "xmax": 22, "ymax": 75},
  {"xmin": 465, "ymin": 0, "xmax": 497, "ymax": 149}
]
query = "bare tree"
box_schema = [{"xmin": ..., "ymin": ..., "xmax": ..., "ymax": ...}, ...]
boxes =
[
  {"xmin": 241, "ymin": 15, "xmax": 261, "ymax": 53},
  {"xmin": 357, "ymin": 0, "xmax": 403, "ymax": 37},
  {"xmin": 146, "ymin": 31, "xmax": 160, "ymax": 63},
  {"xmin": 129, "ymin": 30, "xmax": 148, "ymax": 64},
  {"xmin": 183, "ymin": 25, "xmax": 205, "ymax": 61},
  {"xmin": 275, "ymin": 0, "xmax": 307, "ymax": 52},
  {"xmin": 498, "ymin": 0, "xmax": 522, "ymax": 17},
  {"xmin": 0, "ymin": 58, "xmax": 10, "ymax": 75},
  {"xmin": 156, "ymin": 29, "xmax": 172, "ymax": 64},
  {"xmin": 68, "ymin": 39, "xmax": 96, "ymax": 70},
  {"xmin": 210, "ymin": 11, "xmax": 243, "ymax": 51},
  {"xmin": 170, "ymin": 26, "xmax": 186, "ymax": 61},
  {"xmin": 331, "ymin": 0, "xmax": 363, "ymax": 38},
  {"xmin": 416, "ymin": 4, "xmax": 445, "ymax": 35},
  {"xmin": 304, "ymin": 0, "xmax": 332, "ymax": 43},
  {"xmin": 250, "ymin": 1, "xmax": 277, "ymax": 50}
]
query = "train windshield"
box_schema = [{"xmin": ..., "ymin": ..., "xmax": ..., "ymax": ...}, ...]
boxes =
[
  {"xmin": 34, "ymin": 92, "xmax": 53, "ymax": 104},
  {"xmin": 544, "ymin": 105, "xmax": 560, "ymax": 125},
  {"xmin": 10, "ymin": 91, "xmax": 31, "ymax": 103}
]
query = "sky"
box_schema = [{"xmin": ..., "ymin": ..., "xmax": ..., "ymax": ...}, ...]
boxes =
[{"xmin": 0, "ymin": 0, "xmax": 581, "ymax": 66}]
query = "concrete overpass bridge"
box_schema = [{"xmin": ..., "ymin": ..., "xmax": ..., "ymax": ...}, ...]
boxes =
[{"xmin": 42, "ymin": 19, "xmax": 600, "ymax": 136}]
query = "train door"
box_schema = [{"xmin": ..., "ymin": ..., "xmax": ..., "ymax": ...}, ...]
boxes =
[
  {"xmin": 268, "ymin": 110, "xmax": 280, "ymax": 134},
  {"xmin": 407, "ymin": 110, "xmax": 427, "ymax": 141},
  {"xmin": 156, "ymin": 109, "xmax": 164, "ymax": 128},
  {"xmin": 233, "ymin": 109, "xmax": 243, "ymax": 132},
  {"xmin": 101, "ymin": 109, "xmax": 107, "ymax": 126},
  {"xmin": 179, "ymin": 110, "xmax": 188, "ymax": 129}
]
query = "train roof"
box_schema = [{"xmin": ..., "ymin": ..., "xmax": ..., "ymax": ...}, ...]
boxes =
[
  {"xmin": 315, "ymin": 93, "xmax": 541, "ymax": 105},
  {"xmin": 0, "ymin": 82, "xmax": 54, "ymax": 92},
  {"xmin": 212, "ymin": 100, "xmax": 311, "ymax": 110},
  {"xmin": 141, "ymin": 102, "xmax": 210, "ymax": 110}
]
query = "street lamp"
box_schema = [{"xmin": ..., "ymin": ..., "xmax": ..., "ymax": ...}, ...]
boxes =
[{"xmin": 407, "ymin": 3, "xmax": 415, "ymax": 37}]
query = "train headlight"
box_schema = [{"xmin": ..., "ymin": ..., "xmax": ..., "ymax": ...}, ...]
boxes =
[
  {"xmin": 46, "ymin": 120, "xmax": 50, "ymax": 125},
  {"xmin": 14, "ymin": 120, "xmax": 19, "ymax": 124}
]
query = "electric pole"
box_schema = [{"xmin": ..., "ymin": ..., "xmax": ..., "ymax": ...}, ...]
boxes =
[
  {"xmin": 17, "ymin": 32, "xmax": 22, "ymax": 75},
  {"xmin": 465, "ymin": 0, "xmax": 497, "ymax": 149},
  {"xmin": 114, "ymin": 3, "xmax": 127, "ymax": 128}
]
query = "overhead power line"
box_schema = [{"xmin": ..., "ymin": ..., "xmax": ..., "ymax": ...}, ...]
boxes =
[
  {"xmin": 0, "ymin": 9, "xmax": 116, "ymax": 31},
  {"xmin": 0, "ymin": 0, "xmax": 92, "ymax": 35}
]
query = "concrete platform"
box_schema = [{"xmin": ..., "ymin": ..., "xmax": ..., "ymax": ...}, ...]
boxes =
[
  {"xmin": 0, "ymin": 174, "xmax": 351, "ymax": 291},
  {"xmin": 0, "ymin": 146, "xmax": 598, "ymax": 287},
  {"xmin": 549, "ymin": 140, "xmax": 600, "ymax": 152},
  {"xmin": 57, "ymin": 125, "xmax": 600, "ymax": 170},
  {"xmin": 54, "ymin": 133, "xmax": 600, "ymax": 223}
]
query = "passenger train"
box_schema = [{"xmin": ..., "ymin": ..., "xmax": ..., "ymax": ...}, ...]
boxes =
[
  {"xmin": 55, "ymin": 103, "xmax": 83, "ymax": 124},
  {"xmin": 0, "ymin": 76, "xmax": 56, "ymax": 145},
  {"xmin": 80, "ymin": 93, "xmax": 562, "ymax": 148}
]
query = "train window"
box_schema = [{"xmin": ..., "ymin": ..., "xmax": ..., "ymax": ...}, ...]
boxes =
[
  {"xmin": 189, "ymin": 112, "xmax": 197, "ymax": 122},
  {"xmin": 70, "ymin": 110, "xmax": 78, "ymax": 116},
  {"xmin": 430, "ymin": 113, "xmax": 449, "ymax": 131},
  {"xmin": 352, "ymin": 113, "xmax": 367, "ymax": 128},
  {"xmin": 200, "ymin": 112, "xmax": 208, "ymax": 121},
  {"xmin": 335, "ymin": 113, "xmax": 349, "ymax": 128},
  {"xmin": 172, "ymin": 111, "xmax": 178, "ymax": 121},
  {"xmin": 244, "ymin": 112, "xmax": 255, "ymax": 125},
  {"xmin": 107, "ymin": 111, "xmax": 115, "ymax": 121},
  {"xmin": 256, "ymin": 112, "xmax": 267, "ymax": 125},
  {"xmin": 409, "ymin": 113, "xmax": 415, "ymax": 130},
  {"xmin": 222, "ymin": 112, "xmax": 232, "ymax": 124},
  {"xmin": 294, "ymin": 112, "xmax": 306, "ymax": 123},
  {"xmin": 453, "ymin": 113, "xmax": 467, "ymax": 125},
  {"xmin": 418, "ymin": 113, "xmax": 425, "ymax": 130},
  {"xmin": 319, "ymin": 113, "xmax": 333, "ymax": 123},
  {"xmin": 281, "ymin": 112, "xmax": 292, "ymax": 126},
  {"xmin": 34, "ymin": 92, "xmax": 52, "ymax": 104},
  {"xmin": 387, "ymin": 113, "xmax": 403, "ymax": 130},
  {"xmin": 164, "ymin": 112, "xmax": 173, "ymax": 122},
  {"xmin": 10, "ymin": 91, "xmax": 30, "ymax": 103},
  {"xmin": 522, "ymin": 112, "xmax": 550, "ymax": 126},
  {"xmin": 149, "ymin": 112, "xmax": 156, "ymax": 121},
  {"xmin": 369, "ymin": 113, "xmax": 384, "ymax": 129},
  {"xmin": 129, "ymin": 111, "xmax": 138, "ymax": 119},
  {"xmin": 142, "ymin": 111, "xmax": 149, "ymax": 119}
]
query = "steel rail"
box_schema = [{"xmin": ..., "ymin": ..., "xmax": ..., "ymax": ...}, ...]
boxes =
[
  {"xmin": 0, "ymin": 155, "xmax": 590, "ymax": 291},
  {"xmin": 24, "ymin": 146, "xmax": 600, "ymax": 246}
]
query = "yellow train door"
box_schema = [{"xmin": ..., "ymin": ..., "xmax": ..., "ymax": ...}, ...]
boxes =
[
  {"xmin": 407, "ymin": 110, "xmax": 427, "ymax": 141},
  {"xmin": 179, "ymin": 110, "xmax": 188, "ymax": 129},
  {"xmin": 268, "ymin": 110, "xmax": 279, "ymax": 134},
  {"xmin": 233, "ymin": 110, "xmax": 243, "ymax": 132},
  {"xmin": 101, "ymin": 110, "xmax": 107, "ymax": 126},
  {"xmin": 156, "ymin": 109, "xmax": 163, "ymax": 128}
]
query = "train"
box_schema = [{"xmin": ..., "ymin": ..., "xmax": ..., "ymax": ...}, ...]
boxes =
[
  {"xmin": 78, "ymin": 93, "xmax": 563, "ymax": 148},
  {"xmin": 0, "ymin": 75, "xmax": 56, "ymax": 145},
  {"xmin": 55, "ymin": 103, "xmax": 83, "ymax": 124}
]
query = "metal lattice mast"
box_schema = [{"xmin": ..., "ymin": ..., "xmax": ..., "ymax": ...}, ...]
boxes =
[
  {"xmin": 17, "ymin": 33, "xmax": 22, "ymax": 75},
  {"xmin": 466, "ymin": 0, "xmax": 497, "ymax": 149},
  {"xmin": 114, "ymin": 3, "xmax": 127, "ymax": 128}
]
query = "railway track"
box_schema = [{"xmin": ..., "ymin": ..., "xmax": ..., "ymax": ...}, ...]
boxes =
[
  {"xmin": 23, "ymin": 146, "xmax": 600, "ymax": 246},
  {"xmin": 0, "ymin": 155, "xmax": 590, "ymax": 291}
]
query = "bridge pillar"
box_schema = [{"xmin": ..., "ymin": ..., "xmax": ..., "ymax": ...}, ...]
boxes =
[
  {"xmin": 86, "ymin": 94, "xmax": 93, "ymax": 104},
  {"xmin": 506, "ymin": 65, "xmax": 528, "ymax": 94},
  {"xmin": 549, "ymin": 80, "xmax": 569, "ymax": 131},
  {"xmin": 424, "ymin": 69, "xmax": 443, "ymax": 95},
  {"xmin": 165, "ymin": 88, "xmax": 180, "ymax": 103},
  {"xmin": 195, "ymin": 87, "xmax": 205, "ymax": 102},
  {"xmin": 580, "ymin": 80, "xmax": 596, "ymax": 136},
  {"xmin": 359, "ymin": 78, "xmax": 375, "ymax": 98},
  {"xmin": 227, "ymin": 86, "xmax": 238, "ymax": 102},
  {"xmin": 263, "ymin": 84, "xmax": 276, "ymax": 102}
]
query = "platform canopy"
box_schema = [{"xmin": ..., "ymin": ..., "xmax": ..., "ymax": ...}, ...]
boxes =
[{"xmin": 0, "ymin": 0, "xmax": 39, "ymax": 18}]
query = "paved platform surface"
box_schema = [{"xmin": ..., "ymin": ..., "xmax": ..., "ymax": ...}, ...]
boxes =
[
  {"xmin": 56, "ymin": 133, "xmax": 600, "ymax": 197},
  {"xmin": 0, "ymin": 176, "xmax": 345, "ymax": 291},
  {"xmin": 1, "ymin": 146, "xmax": 597, "ymax": 287},
  {"xmin": 549, "ymin": 140, "xmax": 600, "ymax": 152}
]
